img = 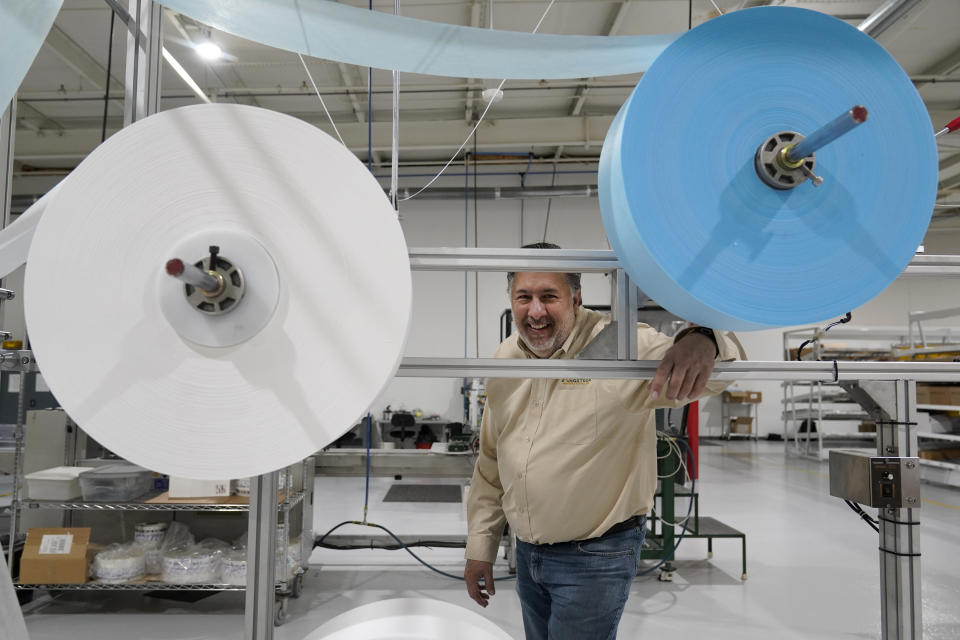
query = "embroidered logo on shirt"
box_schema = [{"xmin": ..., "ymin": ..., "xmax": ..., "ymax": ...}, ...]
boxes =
[{"xmin": 559, "ymin": 378, "xmax": 591, "ymax": 386}]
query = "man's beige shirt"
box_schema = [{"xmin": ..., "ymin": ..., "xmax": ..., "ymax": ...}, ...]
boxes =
[{"xmin": 465, "ymin": 307, "xmax": 746, "ymax": 563}]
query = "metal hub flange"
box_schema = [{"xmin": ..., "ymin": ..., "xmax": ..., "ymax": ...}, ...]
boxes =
[{"xmin": 754, "ymin": 131, "xmax": 818, "ymax": 190}]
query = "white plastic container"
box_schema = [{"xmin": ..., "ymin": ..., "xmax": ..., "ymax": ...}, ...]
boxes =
[
  {"xmin": 79, "ymin": 464, "xmax": 153, "ymax": 502},
  {"xmin": 24, "ymin": 466, "xmax": 94, "ymax": 500}
]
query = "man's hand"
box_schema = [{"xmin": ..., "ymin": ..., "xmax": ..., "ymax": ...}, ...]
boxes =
[
  {"xmin": 464, "ymin": 559, "xmax": 495, "ymax": 608},
  {"xmin": 650, "ymin": 332, "xmax": 717, "ymax": 402}
]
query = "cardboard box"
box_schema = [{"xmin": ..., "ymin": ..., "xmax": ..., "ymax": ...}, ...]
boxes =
[
  {"xmin": 928, "ymin": 387, "xmax": 952, "ymax": 406},
  {"xmin": 730, "ymin": 416, "xmax": 753, "ymax": 434},
  {"xmin": 916, "ymin": 384, "xmax": 932, "ymax": 404},
  {"xmin": 918, "ymin": 448, "xmax": 960, "ymax": 461},
  {"xmin": 723, "ymin": 390, "xmax": 763, "ymax": 404},
  {"xmin": 168, "ymin": 477, "xmax": 232, "ymax": 499},
  {"xmin": 948, "ymin": 387, "xmax": 960, "ymax": 407},
  {"xmin": 19, "ymin": 527, "xmax": 91, "ymax": 584}
]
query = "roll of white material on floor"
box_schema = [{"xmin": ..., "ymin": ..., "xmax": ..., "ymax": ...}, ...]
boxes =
[
  {"xmin": 304, "ymin": 598, "xmax": 514, "ymax": 640},
  {"xmin": 24, "ymin": 103, "xmax": 411, "ymax": 479}
]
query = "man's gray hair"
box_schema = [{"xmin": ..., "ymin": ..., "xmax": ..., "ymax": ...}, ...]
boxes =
[{"xmin": 506, "ymin": 242, "xmax": 582, "ymax": 295}]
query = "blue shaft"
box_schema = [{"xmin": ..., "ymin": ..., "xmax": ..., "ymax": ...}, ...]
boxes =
[{"xmin": 787, "ymin": 105, "xmax": 868, "ymax": 162}]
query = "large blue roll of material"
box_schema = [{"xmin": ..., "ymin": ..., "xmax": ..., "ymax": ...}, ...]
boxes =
[{"xmin": 599, "ymin": 7, "xmax": 937, "ymax": 330}]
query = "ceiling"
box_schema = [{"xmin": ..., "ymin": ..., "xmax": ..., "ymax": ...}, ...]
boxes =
[{"xmin": 7, "ymin": 0, "xmax": 960, "ymax": 220}]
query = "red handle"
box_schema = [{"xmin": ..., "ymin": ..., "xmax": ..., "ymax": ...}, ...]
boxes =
[{"xmin": 945, "ymin": 115, "xmax": 960, "ymax": 133}]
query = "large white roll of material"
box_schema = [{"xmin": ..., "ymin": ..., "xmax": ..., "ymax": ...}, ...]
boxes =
[
  {"xmin": 24, "ymin": 104, "xmax": 411, "ymax": 479},
  {"xmin": 304, "ymin": 598, "xmax": 514, "ymax": 640}
]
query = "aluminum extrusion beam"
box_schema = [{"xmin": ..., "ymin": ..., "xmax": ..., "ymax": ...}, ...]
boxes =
[
  {"xmin": 408, "ymin": 248, "xmax": 960, "ymax": 277},
  {"xmin": 1, "ymin": 102, "xmax": 14, "ymax": 234},
  {"xmin": 124, "ymin": 0, "xmax": 162, "ymax": 126},
  {"xmin": 878, "ymin": 380, "xmax": 922, "ymax": 639},
  {"xmin": 408, "ymin": 248, "xmax": 620, "ymax": 272},
  {"xmin": 398, "ymin": 358, "xmax": 960, "ymax": 382},
  {"xmin": 245, "ymin": 473, "xmax": 278, "ymax": 640}
]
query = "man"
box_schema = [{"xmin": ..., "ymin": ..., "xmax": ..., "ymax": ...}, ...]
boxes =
[{"xmin": 463, "ymin": 243, "xmax": 745, "ymax": 640}]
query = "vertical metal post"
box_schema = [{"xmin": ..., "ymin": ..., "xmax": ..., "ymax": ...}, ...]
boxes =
[
  {"xmin": 0, "ymin": 101, "xmax": 14, "ymax": 233},
  {"xmin": 0, "ymin": 100, "xmax": 15, "ymax": 339},
  {"xmin": 609, "ymin": 269, "xmax": 638, "ymax": 360},
  {"xmin": 2, "ymin": 97, "xmax": 21, "ymax": 567},
  {"xmin": 245, "ymin": 472, "xmax": 279, "ymax": 640},
  {"xmin": 390, "ymin": 0, "xmax": 400, "ymax": 210},
  {"xmin": 300, "ymin": 458, "xmax": 315, "ymax": 569},
  {"xmin": 877, "ymin": 380, "xmax": 922, "ymax": 640},
  {"xmin": 7, "ymin": 363, "xmax": 28, "ymax": 569},
  {"xmin": 124, "ymin": 0, "xmax": 162, "ymax": 126}
]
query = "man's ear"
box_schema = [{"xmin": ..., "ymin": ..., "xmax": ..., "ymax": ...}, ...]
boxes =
[{"xmin": 574, "ymin": 291, "xmax": 582, "ymax": 308}]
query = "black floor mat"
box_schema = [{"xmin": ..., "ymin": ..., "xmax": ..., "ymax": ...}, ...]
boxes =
[{"xmin": 383, "ymin": 484, "xmax": 462, "ymax": 503}]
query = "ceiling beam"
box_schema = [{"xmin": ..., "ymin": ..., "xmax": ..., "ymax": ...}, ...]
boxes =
[
  {"xmin": 15, "ymin": 102, "xmax": 64, "ymax": 134},
  {"xmin": 11, "ymin": 114, "xmax": 616, "ymax": 163},
  {"xmin": 335, "ymin": 62, "xmax": 383, "ymax": 167},
  {"xmin": 915, "ymin": 42, "xmax": 960, "ymax": 89},
  {"xmin": 555, "ymin": 0, "xmax": 635, "ymax": 161},
  {"xmin": 44, "ymin": 24, "xmax": 124, "ymax": 99},
  {"xmin": 465, "ymin": 0, "xmax": 484, "ymax": 122},
  {"xmin": 938, "ymin": 153, "xmax": 960, "ymax": 193}
]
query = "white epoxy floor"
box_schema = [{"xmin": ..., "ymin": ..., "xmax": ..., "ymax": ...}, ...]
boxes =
[{"xmin": 19, "ymin": 441, "xmax": 960, "ymax": 639}]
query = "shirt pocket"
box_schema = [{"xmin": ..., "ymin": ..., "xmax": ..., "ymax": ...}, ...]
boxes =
[
  {"xmin": 595, "ymin": 381, "xmax": 642, "ymax": 443},
  {"xmin": 545, "ymin": 379, "xmax": 598, "ymax": 444}
]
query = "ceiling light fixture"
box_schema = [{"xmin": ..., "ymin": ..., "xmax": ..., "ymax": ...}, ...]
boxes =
[{"xmin": 195, "ymin": 41, "xmax": 222, "ymax": 60}]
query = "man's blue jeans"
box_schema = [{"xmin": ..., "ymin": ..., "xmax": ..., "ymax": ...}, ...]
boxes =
[{"xmin": 515, "ymin": 519, "xmax": 646, "ymax": 640}]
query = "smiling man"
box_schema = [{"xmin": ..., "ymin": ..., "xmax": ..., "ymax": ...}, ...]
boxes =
[{"xmin": 463, "ymin": 243, "xmax": 746, "ymax": 640}]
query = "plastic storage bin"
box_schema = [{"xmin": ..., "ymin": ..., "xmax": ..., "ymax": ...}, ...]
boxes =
[
  {"xmin": 25, "ymin": 466, "xmax": 94, "ymax": 500},
  {"xmin": 79, "ymin": 464, "xmax": 154, "ymax": 502}
]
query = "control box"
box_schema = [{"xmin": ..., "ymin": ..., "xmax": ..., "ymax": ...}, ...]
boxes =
[{"xmin": 828, "ymin": 450, "xmax": 921, "ymax": 509}]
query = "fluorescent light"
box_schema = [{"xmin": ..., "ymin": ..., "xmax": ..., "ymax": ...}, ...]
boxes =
[
  {"xmin": 161, "ymin": 47, "xmax": 211, "ymax": 104},
  {"xmin": 195, "ymin": 41, "xmax": 222, "ymax": 60}
]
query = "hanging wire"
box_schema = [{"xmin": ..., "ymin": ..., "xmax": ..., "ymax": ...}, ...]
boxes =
[
  {"xmin": 101, "ymin": 11, "xmax": 116, "ymax": 143},
  {"xmin": 399, "ymin": 0, "xmax": 558, "ymax": 202},
  {"xmin": 796, "ymin": 312, "xmax": 852, "ymax": 361},
  {"xmin": 541, "ymin": 162, "xmax": 559, "ymax": 242},
  {"xmin": 298, "ymin": 53, "xmax": 347, "ymax": 147}
]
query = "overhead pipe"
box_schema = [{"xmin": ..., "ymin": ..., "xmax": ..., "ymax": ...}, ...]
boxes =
[{"xmin": 392, "ymin": 184, "xmax": 597, "ymax": 201}]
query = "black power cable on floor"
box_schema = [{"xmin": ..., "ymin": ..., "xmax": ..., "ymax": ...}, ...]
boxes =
[{"xmin": 314, "ymin": 519, "xmax": 516, "ymax": 582}]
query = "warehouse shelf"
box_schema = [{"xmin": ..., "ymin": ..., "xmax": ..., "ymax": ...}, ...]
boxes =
[
  {"xmin": 784, "ymin": 392, "xmax": 858, "ymax": 404},
  {"xmin": 919, "ymin": 458, "xmax": 960, "ymax": 470},
  {"xmin": 782, "ymin": 410, "xmax": 871, "ymax": 421},
  {"xmin": 22, "ymin": 490, "xmax": 305, "ymax": 513},
  {"xmin": 916, "ymin": 432, "xmax": 960, "ymax": 443},
  {"xmin": 916, "ymin": 404, "xmax": 960, "ymax": 412},
  {"xmin": 14, "ymin": 580, "xmax": 246, "ymax": 591}
]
